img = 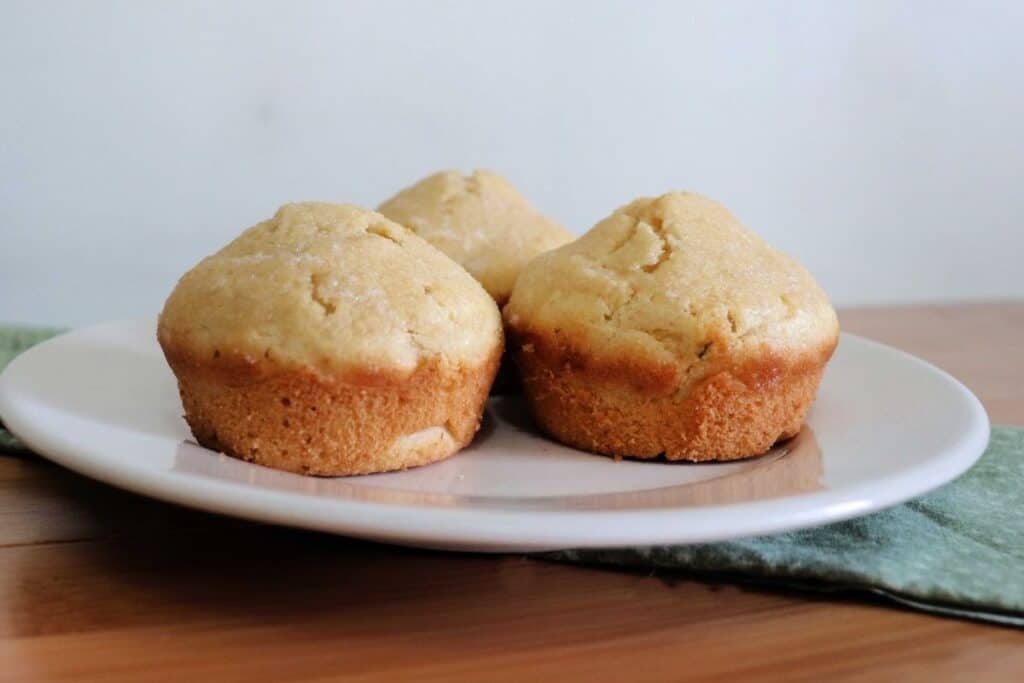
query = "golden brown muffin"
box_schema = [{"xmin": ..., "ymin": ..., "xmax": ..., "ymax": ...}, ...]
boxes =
[
  {"xmin": 378, "ymin": 170, "xmax": 574, "ymax": 305},
  {"xmin": 503, "ymin": 192, "xmax": 838, "ymax": 462},
  {"xmin": 158, "ymin": 203, "xmax": 503, "ymax": 476}
]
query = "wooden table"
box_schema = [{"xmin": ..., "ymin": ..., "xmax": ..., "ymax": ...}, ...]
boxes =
[{"xmin": 1, "ymin": 303, "xmax": 1022, "ymax": 681}]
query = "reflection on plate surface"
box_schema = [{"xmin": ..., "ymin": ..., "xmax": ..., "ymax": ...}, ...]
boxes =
[{"xmin": 173, "ymin": 397, "xmax": 823, "ymax": 510}]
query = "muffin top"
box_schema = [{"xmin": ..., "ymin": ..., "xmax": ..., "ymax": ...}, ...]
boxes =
[
  {"xmin": 158, "ymin": 202, "xmax": 502, "ymax": 379},
  {"xmin": 504, "ymin": 192, "xmax": 838, "ymax": 383},
  {"xmin": 378, "ymin": 170, "xmax": 574, "ymax": 304}
]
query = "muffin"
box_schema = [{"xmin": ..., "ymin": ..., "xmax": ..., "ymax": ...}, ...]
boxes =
[
  {"xmin": 158, "ymin": 203, "xmax": 503, "ymax": 476},
  {"xmin": 378, "ymin": 170, "xmax": 574, "ymax": 305},
  {"xmin": 504, "ymin": 192, "xmax": 838, "ymax": 462}
]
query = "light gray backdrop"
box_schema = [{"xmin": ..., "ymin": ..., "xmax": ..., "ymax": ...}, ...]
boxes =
[{"xmin": 2, "ymin": 1, "xmax": 1021, "ymax": 325}]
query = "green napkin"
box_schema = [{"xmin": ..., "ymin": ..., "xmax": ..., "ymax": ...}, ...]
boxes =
[
  {"xmin": 551, "ymin": 429, "xmax": 1023, "ymax": 627},
  {"xmin": 0, "ymin": 325, "xmax": 64, "ymax": 452},
  {"xmin": 1, "ymin": 326, "xmax": 1020, "ymax": 626}
]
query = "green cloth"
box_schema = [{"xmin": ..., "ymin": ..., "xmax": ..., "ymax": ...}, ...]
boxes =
[
  {"xmin": 1, "ymin": 326, "xmax": 1021, "ymax": 626},
  {"xmin": 551, "ymin": 428, "xmax": 1024, "ymax": 627},
  {"xmin": 0, "ymin": 325, "xmax": 64, "ymax": 452}
]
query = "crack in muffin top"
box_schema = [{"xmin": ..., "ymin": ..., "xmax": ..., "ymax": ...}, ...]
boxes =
[
  {"xmin": 504, "ymin": 192, "xmax": 838, "ymax": 387},
  {"xmin": 158, "ymin": 202, "xmax": 502, "ymax": 378}
]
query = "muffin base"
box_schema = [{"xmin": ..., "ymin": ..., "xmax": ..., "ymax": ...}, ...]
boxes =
[
  {"xmin": 163, "ymin": 349, "xmax": 501, "ymax": 476},
  {"xmin": 513, "ymin": 337, "xmax": 836, "ymax": 462}
]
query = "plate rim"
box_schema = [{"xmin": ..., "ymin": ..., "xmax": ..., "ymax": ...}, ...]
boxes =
[{"xmin": 0, "ymin": 319, "xmax": 991, "ymax": 551}]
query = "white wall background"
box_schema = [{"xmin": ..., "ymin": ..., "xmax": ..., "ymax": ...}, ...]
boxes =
[{"xmin": 1, "ymin": 1, "xmax": 1021, "ymax": 326}]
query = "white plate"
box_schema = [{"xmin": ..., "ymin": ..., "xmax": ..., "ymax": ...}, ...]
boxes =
[{"xmin": 0, "ymin": 319, "xmax": 989, "ymax": 552}]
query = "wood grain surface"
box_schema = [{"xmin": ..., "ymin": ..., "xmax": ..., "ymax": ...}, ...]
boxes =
[{"xmin": 1, "ymin": 303, "xmax": 1022, "ymax": 681}]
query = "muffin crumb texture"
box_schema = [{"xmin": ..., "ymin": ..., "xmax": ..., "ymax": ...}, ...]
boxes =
[
  {"xmin": 379, "ymin": 170, "xmax": 574, "ymax": 304},
  {"xmin": 504, "ymin": 191, "xmax": 838, "ymax": 461},
  {"xmin": 159, "ymin": 202, "xmax": 502, "ymax": 378},
  {"xmin": 158, "ymin": 202, "xmax": 503, "ymax": 475}
]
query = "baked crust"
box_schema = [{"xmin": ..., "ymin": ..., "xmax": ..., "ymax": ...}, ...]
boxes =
[
  {"xmin": 378, "ymin": 170, "xmax": 574, "ymax": 304},
  {"xmin": 161, "ymin": 343, "xmax": 502, "ymax": 476},
  {"xmin": 510, "ymin": 328, "xmax": 837, "ymax": 461},
  {"xmin": 503, "ymin": 191, "xmax": 839, "ymax": 461}
]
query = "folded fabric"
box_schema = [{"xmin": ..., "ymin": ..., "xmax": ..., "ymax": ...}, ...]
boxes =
[
  {"xmin": 1, "ymin": 325, "xmax": 1020, "ymax": 626},
  {"xmin": 550, "ymin": 428, "xmax": 1022, "ymax": 627}
]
